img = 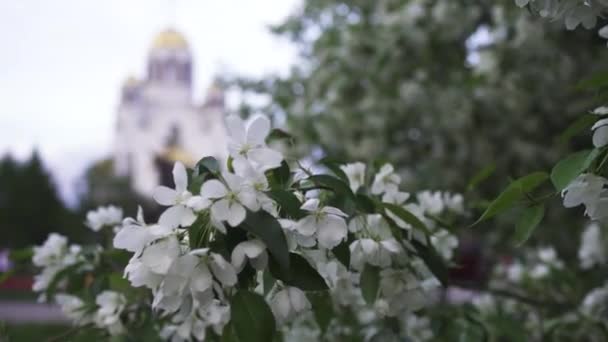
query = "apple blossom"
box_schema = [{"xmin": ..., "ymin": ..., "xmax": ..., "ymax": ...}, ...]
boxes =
[{"xmin": 226, "ymin": 114, "xmax": 283, "ymax": 171}]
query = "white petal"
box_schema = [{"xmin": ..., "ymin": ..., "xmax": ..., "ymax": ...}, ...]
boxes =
[
  {"xmin": 296, "ymin": 216, "xmax": 318, "ymax": 236},
  {"xmin": 317, "ymin": 215, "xmax": 347, "ymax": 249},
  {"xmin": 190, "ymin": 263, "xmax": 213, "ymax": 292},
  {"xmin": 186, "ymin": 196, "xmax": 211, "ymax": 211},
  {"xmin": 210, "ymin": 254, "xmax": 237, "ymax": 287},
  {"xmin": 226, "ymin": 202, "xmax": 247, "ymax": 227},
  {"xmin": 226, "ymin": 115, "xmax": 247, "ymax": 144},
  {"xmin": 271, "ymin": 290, "xmax": 291, "ymax": 322},
  {"xmin": 360, "ymin": 239, "xmax": 378, "ymax": 255},
  {"xmin": 287, "ymin": 287, "xmax": 311, "ymax": 312},
  {"xmin": 153, "ymin": 186, "xmax": 178, "ymax": 206},
  {"xmin": 223, "ymin": 172, "xmax": 244, "ymax": 192},
  {"xmin": 247, "ymin": 148, "xmax": 283, "ymax": 170},
  {"xmin": 173, "ymin": 162, "xmax": 188, "ymax": 193},
  {"xmin": 323, "ymin": 206, "xmax": 347, "ymax": 217},
  {"xmin": 380, "ymin": 239, "xmax": 402, "ymax": 254},
  {"xmin": 237, "ymin": 190, "xmax": 260, "ymax": 211},
  {"xmin": 200, "ymin": 180, "xmax": 228, "ymax": 199},
  {"xmin": 246, "ymin": 115, "xmax": 271, "ymax": 145},
  {"xmin": 300, "ymin": 198, "xmax": 320, "ymax": 212},
  {"xmin": 211, "ymin": 199, "xmax": 231, "ymax": 222},
  {"xmin": 231, "ymin": 240, "xmax": 266, "ymax": 272},
  {"xmin": 593, "ymin": 125, "xmax": 608, "ymax": 148},
  {"xmin": 141, "ymin": 236, "xmax": 180, "ymax": 275},
  {"xmin": 159, "ymin": 205, "xmax": 195, "ymax": 229},
  {"xmin": 113, "ymin": 226, "xmax": 151, "ymax": 253}
]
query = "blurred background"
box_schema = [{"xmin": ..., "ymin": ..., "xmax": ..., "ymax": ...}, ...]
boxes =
[{"xmin": 1, "ymin": 0, "xmax": 607, "ymax": 339}]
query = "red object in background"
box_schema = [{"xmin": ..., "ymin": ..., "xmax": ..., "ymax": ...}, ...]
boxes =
[{"xmin": 0, "ymin": 275, "xmax": 33, "ymax": 290}]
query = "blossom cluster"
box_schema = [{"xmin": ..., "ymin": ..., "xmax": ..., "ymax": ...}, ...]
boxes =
[{"xmin": 28, "ymin": 114, "xmax": 465, "ymax": 341}]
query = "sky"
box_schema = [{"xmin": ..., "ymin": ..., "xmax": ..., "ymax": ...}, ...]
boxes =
[{"xmin": 0, "ymin": 0, "xmax": 299, "ymax": 204}]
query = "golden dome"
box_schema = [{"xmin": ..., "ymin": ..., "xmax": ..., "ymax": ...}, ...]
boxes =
[
  {"xmin": 151, "ymin": 28, "xmax": 189, "ymax": 51},
  {"xmin": 160, "ymin": 146, "xmax": 195, "ymax": 167}
]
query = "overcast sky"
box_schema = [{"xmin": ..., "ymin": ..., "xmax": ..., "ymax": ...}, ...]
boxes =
[{"xmin": 0, "ymin": 0, "xmax": 299, "ymax": 204}]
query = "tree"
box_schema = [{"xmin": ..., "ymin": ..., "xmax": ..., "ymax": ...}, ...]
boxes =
[
  {"xmin": 0, "ymin": 152, "xmax": 77, "ymax": 248},
  {"xmin": 234, "ymin": 0, "xmax": 606, "ymax": 194}
]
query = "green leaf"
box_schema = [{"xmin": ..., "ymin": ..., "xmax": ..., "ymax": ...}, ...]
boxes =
[
  {"xmin": 269, "ymin": 253, "xmax": 328, "ymax": 291},
  {"xmin": 411, "ymin": 239, "xmax": 449, "ymax": 286},
  {"xmin": 550, "ymin": 149, "xmax": 600, "ymax": 191},
  {"xmin": 558, "ymin": 115, "xmax": 597, "ymax": 143},
  {"xmin": 266, "ymin": 128, "xmax": 293, "ymax": 143},
  {"xmin": 466, "ymin": 163, "xmax": 496, "ymax": 191},
  {"xmin": 188, "ymin": 212, "xmax": 210, "ymax": 249},
  {"xmin": 576, "ymin": 71, "xmax": 608, "ymax": 90},
  {"xmin": 266, "ymin": 161, "xmax": 291, "ymax": 190},
  {"xmin": 382, "ymin": 202, "xmax": 430, "ymax": 235},
  {"xmin": 514, "ymin": 204, "xmax": 545, "ymax": 246},
  {"xmin": 266, "ymin": 189, "xmax": 305, "ymax": 219},
  {"xmin": 263, "ymin": 270, "xmax": 275, "ymax": 296},
  {"xmin": 360, "ymin": 264, "xmax": 380, "ymax": 304},
  {"xmin": 318, "ymin": 157, "xmax": 349, "ymax": 182},
  {"xmin": 307, "ymin": 174, "xmax": 355, "ymax": 199},
  {"xmin": 355, "ymin": 194, "xmax": 376, "ymax": 213},
  {"xmin": 109, "ymin": 273, "xmax": 131, "ymax": 293},
  {"xmin": 242, "ymin": 210, "xmax": 290, "ymax": 274},
  {"xmin": 194, "ymin": 156, "xmax": 220, "ymax": 176},
  {"xmin": 332, "ymin": 241, "xmax": 350, "ymax": 268},
  {"xmin": 475, "ymin": 171, "xmax": 549, "ymax": 224},
  {"xmin": 307, "ymin": 291, "xmax": 334, "ymax": 333},
  {"xmin": 229, "ymin": 291, "xmax": 276, "ymax": 342}
]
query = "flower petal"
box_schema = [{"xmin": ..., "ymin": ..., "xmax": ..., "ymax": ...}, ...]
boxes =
[
  {"xmin": 226, "ymin": 202, "xmax": 246, "ymax": 227},
  {"xmin": 159, "ymin": 205, "xmax": 192, "ymax": 229},
  {"xmin": 153, "ymin": 186, "xmax": 178, "ymax": 206},
  {"xmin": 200, "ymin": 180, "xmax": 228, "ymax": 199},
  {"xmin": 300, "ymin": 198, "xmax": 320, "ymax": 212},
  {"xmin": 247, "ymin": 147, "xmax": 283, "ymax": 170},
  {"xmin": 173, "ymin": 162, "xmax": 188, "ymax": 193},
  {"xmin": 226, "ymin": 115, "xmax": 247, "ymax": 144},
  {"xmin": 317, "ymin": 215, "xmax": 347, "ymax": 249},
  {"xmin": 246, "ymin": 115, "xmax": 271, "ymax": 145},
  {"xmin": 210, "ymin": 253, "xmax": 237, "ymax": 287},
  {"xmin": 113, "ymin": 226, "xmax": 151, "ymax": 253}
]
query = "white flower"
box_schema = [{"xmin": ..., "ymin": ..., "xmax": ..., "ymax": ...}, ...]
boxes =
[
  {"xmin": 443, "ymin": 193, "xmax": 464, "ymax": 213},
  {"xmin": 592, "ymin": 118, "xmax": 608, "ymax": 148},
  {"xmin": 32, "ymin": 233, "xmax": 68, "ymax": 267},
  {"xmin": 113, "ymin": 207, "xmax": 173, "ymax": 254},
  {"xmin": 231, "ymin": 239, "xmax": 268, "ymax": 273},
  {"xmin": 124, "ymin": 256, "xmax": 164, "ymax": 289},
  {"xmin": 200, "ymin": 173, "xmax": 259, "ymax": 227},
  {"xmin": 592, "ymin": 106, "xmax": 608, "ymax": 115},
  {"xmin": 55, "ymin": 294, "xmax": 92, "ymax": 325},
  {"xmin": 562, "ymin": 174, "xmax": 607, "ymax": 214},
  {"xmin": 233, "ymin": 158, "xmax": 274, "ymax": 210},
  {"xmin": 529, "ymin": 264, "xmax": 549, "ymax": 279},
  {"xmin": 140, "ymin": 235, "xmax": 181, "ymax": 275},
  {"xmin": 350, "ymin": 238, "xmax": 401, "ymax": 270},
  {"xmin": 430, "ymin": 229, "xmax": 458, "ymax": 260},
  {"xmin": 506, "ymin": 262, "xmax": 524, "ymax": 283},
  {"xmin": 297, "ymin": 199, "xmax": 348, "ymax": 249},
  {"xmin": 95, "ymin": 291, "xmax": 126, "ymax": 335},
  {"xmin": 348, "ymin": 215, "xmax": 402, "ymax": 269},
  {"xmin": 270, "ymin": 286, "xmax": 311, "ymax": 324},
  {"xmin": 279, "ymin": 219, "xmax": 316, "ymax": 250},
  {"xmin": 226, "ymin": 114, "xmax": 283, "ymax": 171},
  {"xmin": 190, "ymin": 248, "xmax": 238, "ymax": 288},
  {"xmin": 416, "ymin": 191, "xmax": 444, "ymax": 215},
  {"xmin": 579, "ymin": 223, "xmax": 607, "ymax": 269},
  {"xmin": 85, "ymin": 206, "xmax": 123, "ymax": 231},
  {"xmin": 371, "ymin": 164, "xmax": 401, "ymax": 195},
  {"xmin": 581, "ymin": 283, "xmax": 608, "ymax": 319},
  {"xmin": 340, "ymin": 162, "xmax": 366, "ymax": 192},
  {"xmin": 153, "ymin": 162, "xmax": 201, "ymax": 229}
]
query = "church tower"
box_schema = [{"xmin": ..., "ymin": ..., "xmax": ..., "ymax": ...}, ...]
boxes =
[{"xmin": 113, "ymin": 28, "xmax": 228, "ymax": 197}]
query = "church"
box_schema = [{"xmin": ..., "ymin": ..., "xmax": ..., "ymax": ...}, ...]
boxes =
[{"xmin": 113, "ymin": 28, "xmax": 228, "ymax": 197}]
